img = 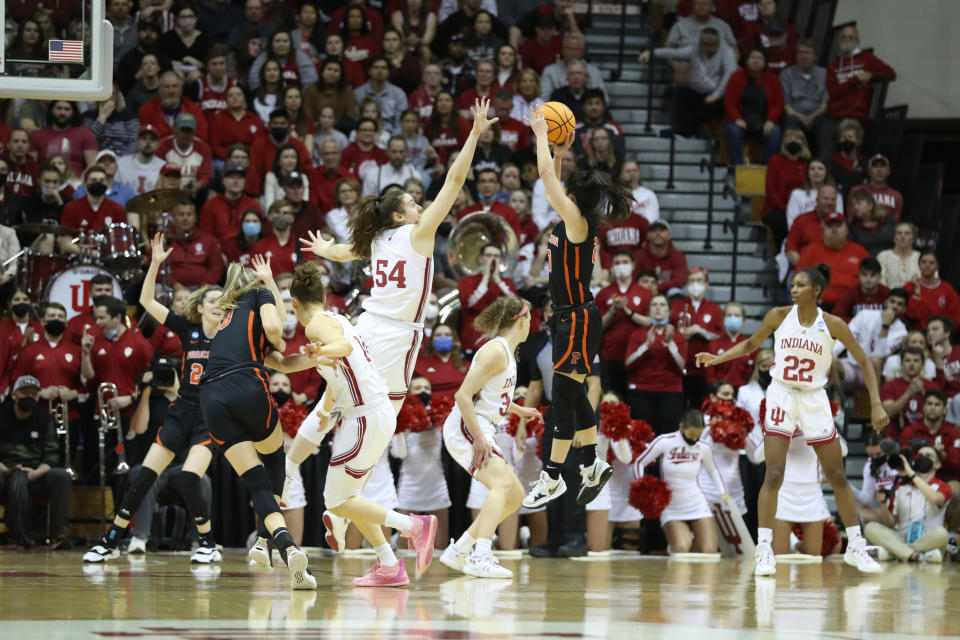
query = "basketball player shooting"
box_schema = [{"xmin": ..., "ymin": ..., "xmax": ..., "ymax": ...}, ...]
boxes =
[
  {"xmin": 520, "ymin": 106, "xmax": 634, "ymax": 508},
  {"xmin": 696, "ymin": 265, "xmax": 888, "ymax": 576}
]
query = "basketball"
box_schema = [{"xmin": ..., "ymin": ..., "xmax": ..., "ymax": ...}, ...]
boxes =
[{"xmin": 537, "ymin": 101, "xmax": 576, "ymax": 145}]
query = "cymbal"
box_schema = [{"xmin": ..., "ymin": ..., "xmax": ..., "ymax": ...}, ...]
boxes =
[
  {"xmin": 15, "ymin": 222, "xmax": 78, "ymax": 236},
  {"xmin": 125, "ymin": 189, "xmax": 184, "ymax": 217}
]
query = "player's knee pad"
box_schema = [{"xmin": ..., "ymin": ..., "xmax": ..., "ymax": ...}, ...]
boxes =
[
  {"xmin": 574, "ymin": 388, "xmax": 596, "ymax": 432},
  {"xmin": 551, "ymin": 375, "xmax": 583, "ymax": 440},
  {"xmin": 171, "ymin": 471, "xmax": 210, "ymax": 524},
  {"xmin": 117, "ymin": 467, "xmax": 158, "ymax": 521},
  {"xmin": 239, "ymin": 465, "xmax": 280, "ymax": 519},
  {"xmin": 260, "ymin": 448, "xmax": 285, "ymax": 495}
]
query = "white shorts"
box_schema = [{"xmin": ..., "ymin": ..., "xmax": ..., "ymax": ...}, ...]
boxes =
[
  {"xmin": 775, "ymin": 481, "xmax": 829, "ymax": 523},
  {"xmin": 282, "ymin": 465, "xmax": 307, "ymax": 510},
  {"xmin": 762, "ymin": 381, "xmax": 837, "ymax": 445},
  {"xmin": 443, "ymin": 408, "xmax": 505, "ymax": 478},
  {"xmin": 660, "ymin": 486, "xmax": 713, "ymax": 525},
  {"xmin": 355, "ymin": 312, "xmax": 423, "ymax": 413},
  {"xmin": 323, "ymin": 399, "xmax": 396, "ymax": 508}
]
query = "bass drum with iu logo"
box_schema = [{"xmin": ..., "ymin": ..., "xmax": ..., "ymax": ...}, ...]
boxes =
[{"xmin": 46, "ymin": 265, "xmax": 123, "ymax": 321}]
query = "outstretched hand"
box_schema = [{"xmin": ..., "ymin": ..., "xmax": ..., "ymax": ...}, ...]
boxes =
[
  {"xmin": 523, "ymin": 105, "xmax": 548, "ymax": 139},
  {"xmin": 470, "ymin": 97, "xmax": 499, "ymax": 135},
  {"xmin": 553, "ymin": 130, "xmax": 575, "ymax": 155},
  {"xmin": 695, "ymin": 352, "xmax": 720, "ymax": 368},
  {"xmin": 150, "ymin": 233, "xmax": 172, "ymax": 265},
  {"xmin": 251, "ymin": 254, "xmax": 274, "ymax": 282},
  {"xmin": 300, "ymin": 230, "xmax": 334, "ymax": 257}
]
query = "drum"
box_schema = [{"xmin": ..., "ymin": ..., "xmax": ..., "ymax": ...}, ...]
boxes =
[
  {"xmin": 16, "ymin": 251, "xmax": 70, "ymax": 300},
  {"xmin": 100, "ymin": 223, "xmax": 142, "ymax": 273},
  {"xmin": 45, "ymin": 265, "xmax": 122, "ymax": 321}
]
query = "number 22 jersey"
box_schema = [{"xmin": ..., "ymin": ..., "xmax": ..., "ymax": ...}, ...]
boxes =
[
  {"xmin": 772, "ymin": 305, "xmax": 835, "ymax": 390},
  {"xmin": 361, "ymin": 224, "xmax": 434, "ymax": 324}
]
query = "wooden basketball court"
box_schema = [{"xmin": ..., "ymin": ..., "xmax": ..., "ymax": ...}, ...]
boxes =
[{"xmin": 0, "ymin": 550, "xmax": 955, "ymax": 638}]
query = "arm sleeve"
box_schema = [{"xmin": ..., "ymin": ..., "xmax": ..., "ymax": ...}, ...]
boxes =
[
  {"xmin": 712, "ymin": 47, "xmax": 738, "ymax": 99},
  {"xmin": 765, "ymin": 159, "xmax": 789, "ymax": 212},
  {"xmin": 866, "ymin": 54, "xmax": 897, "ymax": 81},
  {"xmin": 724, "ymin": 71, "xmax": 745, "ymax": 121},
  {"xmin": 633, "ymin": 434, "xmax": 668, "ymax": 477},
  {"xmin": 651, "ymin": 45, "xmax": 696, "ymax": 60},
  {"xmin": 659, "ymin": 251, "xmax": 688, "ymax": 294},
  {"xmin": 766, "ymin": 75, "xmax": 784, "ymax": 121},
  {"xmin": 700, "ymin": 445, "xmax": 727, "ymax": 494},
  {"xmin": 853, "ymin": 460, "xmax": 876, "ymax": 506},
  {"xmin": 205, "ymin": 238, "xmax": 223, "ymax": 283}
]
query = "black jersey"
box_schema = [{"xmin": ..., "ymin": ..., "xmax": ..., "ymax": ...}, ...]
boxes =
[
  {"xmin": 204, "ymin": 288, "xmax": 277, "ymax": 380},
  {"xmin": 163, "ymin": 311, "xmax": 214, "ymax": 403},
  {"xmin": 547, "ymin": 219, "xmax": 599, "ymax": 306}
]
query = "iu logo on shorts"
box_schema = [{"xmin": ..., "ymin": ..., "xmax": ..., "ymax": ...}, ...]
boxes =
[{"xmin": 768, "ymin": 407, "xmax": 786, "ymax": 427}]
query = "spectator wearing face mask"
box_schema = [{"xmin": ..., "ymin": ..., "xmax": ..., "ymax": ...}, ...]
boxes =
[
  {"xmin": 736, "ymin": 348, "xmax": 774, "ymax": 427},
  {"xmin": 251, "ymin": 199, "xmax": 300, "ymax": 278},
  {"xmin": 414, "ymin": 324, "xmax": 467, "ymax": 401},
  {"xmin": 671, "ymin": 267, "xmax": 723, "ymax": 407},
  {"xmin": 0, "ymin": 289, "xmax": 43, "ymax": 397},
  {"xmin": 596, "ymin": 250, "xmax": 653, "ymax": 399},
  {"xmin": 852, "ymin": 432, "xmax": 901, "ymax": 525},
  {"xmin": 277, "ymin": 293, "xmax": 322, "ymax": 405},
  {"xmin": 706, "ymin": 301, "xmax": 756, "ymax": 388}
]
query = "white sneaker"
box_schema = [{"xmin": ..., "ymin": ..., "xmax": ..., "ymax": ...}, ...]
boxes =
[
  {"xmin": 322, "ymin": 510, "xmax": 347, "ymax": 553},
  {"xmin": 191, "ymin": 542, "xmax": 223, "ymax": 564},
  {"xmin": 844, "ymin": 539, "xmax": 883, "ymax": 573},
  {"xmin": 440, "ymin": 539, "xmax": 470, "ymax": 573},
  {"xmin": 522, "ymin": 471, "xmax": 567, "ymax": 509},
  {"xmin": 576, "ymin": 459, "xmax": 613, "ymax": 505},
  {"xmin": 286, "ymin": 548, "xmax": 318, "ymax": 590},
  {"xmin": 126, "ymin": 535, "xmax": 147, "ymax": 554},
  {"xmin": 754, "ymin": 542, "xmax": 776, "ymax": 576},
  {"xmin": 83, "ymin": 538, "xmax": 120, "ymax": 563},
  {"xmin": 248, "ymin": 536, "xmax": 272, "ymax": 568},
  {"xmin": 463, "ymin": 552, "xmax": 513, "ymax": 579},
  {"xmin": 921, "ymin": 548, "xmax": 943, "ymax": 564},
  {"xmin": 868, "ymin": 545, "xmax": 890, "ymax": 562}
]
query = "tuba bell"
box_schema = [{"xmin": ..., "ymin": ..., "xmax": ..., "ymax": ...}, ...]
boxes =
[{"xmin": 446, "ymin": 212, "xmax": 519, "ymax": 279}]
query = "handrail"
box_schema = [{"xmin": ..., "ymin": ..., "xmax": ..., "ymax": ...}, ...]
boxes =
[
  {"xmin": 699, "ymin": 157, "xmax": 716, "ymax": 249},
  {"xmin": 722, "ymin": 183, "xmax": 741, "ymax": 300},
  {"xmin": 644, "ymin": 49, "xmax": 655, "ymax": 134}
]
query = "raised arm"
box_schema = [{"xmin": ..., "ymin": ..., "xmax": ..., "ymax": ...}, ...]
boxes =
[
  {"xmin": 251, "ymin": 254, "xmax": 285, "ymax": 329},
  {"xmin": 139, "ymin": 233, "xmax": 172, "ymax": 325},
  {"xmin": 524, "ymin": 107, "xmax": 587, "ymax": 242},
  {"xmin": 696, "ymin": 306, "xmax": 790, "ymax": 369},
  {"xmin": 300, "ymin": 229, "xmax": 359, "ymax": 262},
  {"xmin": 410, "ymin": 98, "xmax": 499, "ymax": 256},
  {"xmin": 826, "ymin": 313, "xmax": 889, "ymax": 434}
]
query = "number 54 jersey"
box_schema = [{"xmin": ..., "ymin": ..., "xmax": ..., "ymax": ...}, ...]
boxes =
[
  {"xmin": 361, "ymin": 224, "xmax": 434, "ymax": 324},
  {"xmin": 772, "ymin": 305, "xmax": 835, "ymax": 391}
]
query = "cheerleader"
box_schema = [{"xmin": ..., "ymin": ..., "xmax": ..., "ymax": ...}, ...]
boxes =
[
  {"xmin": 599, "ymin": 392, "xmax": 644, "ymax": 550},
  {"xmin": 736, "ymin": 349, "xmax": 775, "ymax": 426},
  {"xmin": 633, "ymin": 409, "xmax": 730, "ymax": 553},
  {"xmin": 268, "ymin": 371, "xmax": 307, "ymax": 546}
]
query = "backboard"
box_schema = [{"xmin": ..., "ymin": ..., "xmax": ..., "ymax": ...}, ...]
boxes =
[{"xmin": 0, "ymin": 0, "xmax": 113, "ymax": 100}]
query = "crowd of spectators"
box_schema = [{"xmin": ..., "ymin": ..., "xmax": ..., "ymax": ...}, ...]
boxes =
[{"xmin": 0, "ymin": 0, "xmax": 955, "ymax": 562}]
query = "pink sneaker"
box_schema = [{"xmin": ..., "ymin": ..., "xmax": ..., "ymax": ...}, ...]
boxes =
[
  {"xmin": 401, "ymin": 514, "xmax": 438, "ymax": 574},
  {"xmin": 352, "ymin": 560, "xmax": 410, "ymax": 587}
]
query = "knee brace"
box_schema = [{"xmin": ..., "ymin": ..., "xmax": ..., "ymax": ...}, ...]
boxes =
[
  {"xmin": 239, "ymin": 465, "xmax": 280, "ymax": 519},
  {"xmin": 260, "ymin": 448, "xmax": 286, "ymax": 496},
  {"xmin": 117, "ymin": 467, "xmax": 158, "ymax": 521},
  {"xmin": 574, "ymin": 389, "xmax": 596, "ymax": 432},
  {"xmin": 170, "ymin": 471, "xmax": 210, "ymax": 526},
  {"xmin": 550, "ymin": 375, "xmax": 584, "ymax": 440}
]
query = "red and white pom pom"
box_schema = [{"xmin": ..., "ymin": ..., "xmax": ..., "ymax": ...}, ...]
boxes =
[
  {"xmin": 599, "ymin": 401, "xmax": 632, "ymax": 442},
  {"xmin": 428, "ymin": 395, "xmax": 455, "ymax": 429},
  {"xmin": 705, "ymin": 399, "xmax": 753, "ymax": 450},
  {"xmin": 278, "ymin": 400, "xmax": 309, "ymax": 439},
  {"xmin": 792, "ymin": 519, "xmax": 841, "ymax": 556},
  {"xmin": 628, "ymin": 475, "xmax": 672, "ymax": 520},
  {"xmin": 396, "ymin": 395, "xmax": 431, "ymax": 433}
]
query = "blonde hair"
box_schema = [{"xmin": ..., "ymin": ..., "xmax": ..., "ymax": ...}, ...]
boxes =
[
  {"xmin": 183, "ymin": 285, "xmax": 223, "ymax": 323},
  {"xmin": 475, "ymin": 295, "xmax": 528, "ymax": 338},
  {"xmin": 780, "ymin": 128, "xmax": 812, "ymax": 160},
  {"xmin": 219, "ymin": 263, "xmax": 263, "ymax": 310},
  {"xmin": 750, "ymin": 348, "xmax": 775, "ymax": 383}
]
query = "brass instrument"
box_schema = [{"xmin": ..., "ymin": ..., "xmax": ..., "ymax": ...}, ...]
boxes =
[
  {"xmin": 447, "ymin": 212, "xmax": 519, "ymax": 279},
  {"xmin": 97, "ymin": 382, "xmax": 130, "ymax": 529},
  {"xmin": 48, "ymin": 396, "xmax": 76, "ymax": 481}
]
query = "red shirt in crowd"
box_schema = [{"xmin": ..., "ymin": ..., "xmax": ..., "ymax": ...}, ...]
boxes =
[
  {"xmin": 899, "ymin": 421, "xmax": 960, "ymax": 482},
  {"xmin": 723, "ymin": 68, "xmax": 784, "ymax": 123},
  {"xmin": 625, "ymin": 326, "xmax": 687, "ymax": 393},
  {"xmin": 409, "ymin": 88, "xmax": 438, "ymax": 124},
  {"xmin": 763, "ymin": 154, "xmax": 808, "ymax": 217},
  {"xmin": 935, "ymin": 345, "xmax": 960, "ymax": 399},
  {"xmin": 310, "ymin": 165, "xmax": 353, "ymax": 212},
  {"xmin": 251, "ymin": 235, "xmax": 299, "ymax": 278},
  {"xmin": 519, "ymin": 35, "xmax": 562, "ymax": 73},
  {"xmin": 498, "ymin": 118, "xmax": 531, "ymax": 152},
  {"xmin": 7, "ymin": 156, "xmax": 39, "ymax": 199},
  {"xmin": 414, "ymin": 353, "xmax": 466, "ymax": 400},
  {"xmin": 338, "ymin": 142, "xmax": 388, "ymax": 182},
  {"xmin": 65, "ymin": 312, "xmax": 101, "ymax": 347},
  {"xmin": 458, "ymin": 272, "xmax": 518, "ymax": 352},
  {"xmin": 849, "ymin": 183, "xmax": 903, "ymax": 221},
  {"xmin": 208, "ymin": 109, "xmax": 264, "ymax": 159},
  {"xmin": 11, "ymin": 337, "xmax": 85, "ymax": 419},
  {"xmin": 795, "ymin": 240, "xmax": 870, "ymax": 307},
  {"xmin": 0, "ymin": 317, "xmax": 43, "ymax": 396},
  {"xmin": 149, "ymin": 324, "xmax": 183, "ymax": 357},
  {"xmin": 90, "ymin": 328, "xmax": 153, "ymax": 417},
  {"xmin": 60, "ymin": 197, "xmax": 128, "ymax": 232},
  {"xmin": 826, "ymin": 50, "xmax": 897, "ymax": 120},
  {"xmin": 832, "ymin": 284, "xmax": 890, "ymax": 323},
  {"xmin": 671, "ymin": 298, "xmax": 724, "ymax": 375},
  {"xmin": 29, "ymin": 125, "xmax": 97, "ymax": 176},
  {"xmin": 157, "ymin": 137, "xmax": 214, "ymax": 189},
  {"xmin": 427, "ymin": 121, "xmax": 471, "ymax": 168},
  {"xmin": 167, "ymin": 230, "xmax": 224, "ymax": 288},
  {"xmin": 199, "ymin": 193, "xmax": 263, "ymax": 250},
  {"xmin": 247, "ymin": 136, "xmax": 311, "ymax": 196},
  {"xmin": 137, "ymin": 96, "xmax": 209, "ymax": 141},
  {"xmin": 784, "ymin": 210, "xmax": 823, "ymax": 256},
  {"xmin": 634, "ymin": 243, "xmax": 688, "ymax": 294},
  {"xmin": 196, "ymin": 75, "xmax": 239, "ymax": 119},
  {"xmin": 881, "ymin": 377, "xmax": 939, "ymax": 442},
  {"xmin": 706, "ymin": 331, "xmax": 756, "ymax": 388},
  {"xmin": 598, "ymin": 213, "xmax": 649, "ymax": 269},
  {"xmin": 905, "ymin": 280, "xmax": 960, "ymax": 330},
  {"xmin": 595, "ymin": 282, "xmax": 651, "ymax": 362}
]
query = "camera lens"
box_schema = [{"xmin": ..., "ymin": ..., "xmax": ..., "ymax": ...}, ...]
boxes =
[{"xmin": 887, "ymin": 454, "xmax": 903, "ymax": 470}]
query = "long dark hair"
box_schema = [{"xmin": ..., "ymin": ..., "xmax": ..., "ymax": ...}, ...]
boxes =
[
  {"xmin": 348, "ymin": 191, "xmax": 408, "ymax": 259},
  {"xmin": 425, "ymin": 91, "xmax": 459, "ymax": 138},
  {"xmin": 319, "ymin": 59, "xmax": 346, "ymax": 90},
  {"xmin": 565, "ymin": 169, "xmax": 634, "ymax": 226},
  {"xmin": 258, "ymin": 58, "xmax": 285, "ymax": 101},
  {"xmin": 341, "ymin": 6, "xmax": 369, "ymax": 39},
  {"xmin": 798, "ymin": 263, "xmax": 831, "ymax": 300},
  {"xmin": 271, "ymin": 142, "xmax": 302, "ymax": 176}
]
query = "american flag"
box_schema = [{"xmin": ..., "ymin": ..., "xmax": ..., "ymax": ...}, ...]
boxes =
[{"xmin": 48, "ymin": 40, "xmax": 84, "ymax": 63}]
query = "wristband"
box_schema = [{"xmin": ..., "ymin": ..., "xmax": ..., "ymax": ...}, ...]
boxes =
[
  {"xmin": 881, "ymin": 324, "xmax": 891, "ymax": 329},
  {"xmin": 909, "ymin": 473, "xmax": 917, "ymax": 481}
]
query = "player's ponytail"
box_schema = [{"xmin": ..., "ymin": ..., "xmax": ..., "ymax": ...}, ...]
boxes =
[
  {"xmin": 219, "ymin": 263, "xmax": 263, "ymax": 310},
  {"xmin": 291, "ymin": 260, "xmax": 327, "ymax": 305},
  {"xmin": 566, "ymin": 170, "xmax": 634, "ymax": 226},
  {"xmin": 475, "ymin": 296, "xmax": 529, "ymax": 338},
  {"xmin": 349, "ymin": 191, "xmax": 408, "ymax": 260},
  {"xmin": 798, "ymin": 263, "xmax": 831, "ymax": 300}
]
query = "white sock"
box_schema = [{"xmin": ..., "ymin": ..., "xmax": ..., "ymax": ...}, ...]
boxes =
[
  {"xmin": 846, "ymin": 525, "xmax": 863, "ymax": 542},
  {"xmin": 758, "ymin": 527, "xmax": 773, "ymax": 546},
  {"xmin": 454, "ymin": 532, "xmax": 475, "ymax": 554},
  {"xmin": 475, "ymin": 538, "xmax": 493, "ymax": 556},
  {"xmin": 383, "ymin": 510, "xmax": 414, "ymax": 532},
  {"xmin": 374, "ymin": 543, "xmax": 398, "ymax": 567}
]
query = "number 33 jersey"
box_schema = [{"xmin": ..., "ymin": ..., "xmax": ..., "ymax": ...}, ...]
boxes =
[
  {"xmin": 362, "ymin": 224, "xmax": 435, "ymax": 324},
  {"xmin": 471, "ymin": 337, "xmax": 517, "ymax": 424},
  {"xmin": 772, "ymin": 305, "xmax": 835, "ymax": 390}
]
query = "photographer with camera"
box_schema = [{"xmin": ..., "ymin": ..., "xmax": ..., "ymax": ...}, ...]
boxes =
[
  {"xmin": 853, "ymin": 432, "xmax": 900, "ymax": 527},
  {"xmin": 84, "ymin": 234, "xmax": 223, "ymax": 565},
  {"xmin": 864, "ymin": 444, "xmax": 952, "ymax": 562}
]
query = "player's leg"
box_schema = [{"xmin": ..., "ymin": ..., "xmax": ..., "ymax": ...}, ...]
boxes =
[
  {"xmin": 457, "ymin": 456, "xmax": 523, "ymax": 578},
  {"xmin": 755, "ymin": 434, "xmax": 789, "ymax": 575},
  {"xmin": 173, "ymin": 444, "xmax": 219, "ymax": 563},
  {"xmin": 813, "ymin": 438, "xmax": 881, "ymax": 572},
  {"xmin": 690, "ymin": 516, "xmax": 718, "ymax": 553},
  {"xmin": 575, "ymin": 375, "xmax": 614, "ymax": 505},
  {"xmin": 586, "ymin": 508, "xmax": 609, "ymax": 552},
  {"xmin": 663, "ymin": 520, "xmax": 693, "ymax": 553},
  {"xmin": 799, "ymin": 520, "xmax": 824, "ymax": 556}
]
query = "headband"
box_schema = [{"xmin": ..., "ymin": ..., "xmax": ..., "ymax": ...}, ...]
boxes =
[{"xmin": 511, "ymin": 302, "xmax": 529, "ymax": 320}]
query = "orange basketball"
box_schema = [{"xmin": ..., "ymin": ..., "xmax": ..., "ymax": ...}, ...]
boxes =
[{"xmin": 537, "ymin": 101, "xmax": 576, "ymax": 145}]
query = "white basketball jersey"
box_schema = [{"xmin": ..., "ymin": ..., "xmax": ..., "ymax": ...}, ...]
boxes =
[
  {"xmin": 361, "ymin": 224, "xmax": 434, "ymax": 323},
  {"xmin": 314, "ymin": 312, "xmax": 389, "ymax": 407},
  {"xmin": 772, "ymin": 306, "xmax": 835, "ymax": 390},
  {"xmin": 471, "ymin": 337, "xmax": 518, "ymax": 424}
]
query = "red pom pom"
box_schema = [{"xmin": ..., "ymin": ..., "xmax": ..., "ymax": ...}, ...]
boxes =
[
  {"xmin": 278, "ymin": 400, "xmax": 310, "ymax": 439},
  {"xmin": 628, "ymin": 419, "xmax": 655, "ymax": 460},
  {"xmin": 791, "ymin": 519, "xmax": 841, "ymax": 556},
  {"xmin": 599, "ymin": 401, "xmax": 632, "ymax": 441},
  {"xmin": 759, "ymin": 398, "xmax": 766, "ymax": 427},
  {"xmin": 705, "ymin": 399, "xmax": 753, "ymax": 450},
  {"xmin": 428, "ymin": 396, "xmax": 455, "ymax": 429},
  {"xmin": 829, "ymin": 399, "xmax": 839, "ymax": 417},
  {"xmin": 396, "ymin": 395, "xmax": 431, "ymax": 433},
  {"xmin": 628, "ymin": 475, "xmax": 672, "ymax": 520}
]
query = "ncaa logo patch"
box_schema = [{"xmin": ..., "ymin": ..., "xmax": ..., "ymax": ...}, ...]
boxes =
[{"xmin": 192, "ymin": 331, "xmax": 199, "ymax": 339}]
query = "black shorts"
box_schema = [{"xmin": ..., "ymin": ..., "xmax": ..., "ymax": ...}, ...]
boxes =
[
  {"xmin": 200, "ymin": 368, "xmax": 278, "ymax": 449},
  {"xmin": 155, "ymin": 398, "xmax": 217, "ymax": 455},
  {"xmin": 551, "ymin": 302, "xmax": 602, "ymax": 375}
]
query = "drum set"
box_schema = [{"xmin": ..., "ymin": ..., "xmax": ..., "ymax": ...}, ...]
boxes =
[{"xmin": 3, "ymin": 189, "xmax": 183, "ymax": 315}]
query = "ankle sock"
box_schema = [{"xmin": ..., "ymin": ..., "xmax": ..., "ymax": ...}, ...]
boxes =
[
  {"xmin": 271, "ymin": 526, "xmax": 296, "ymax": 564},
  {"xmin": 758, "ymin": 527, "xmax": 773, "ymax": 546},
  {"xmin": 454, "ymin": 532, "xmax": 475, "ymax": 554},
  {"xmin": 544, "ymin": 461, "xmax": 562, "ymax": 480},
  {"xmin": 581, "ymin": 443, "xmax": 597, "ymax": 466},
  {"xmin": 846, "ymin": 525, "xmax": 863, "ymax": 543},
  {"xmin": 475, "ymin": 538, "xmax": 493, "ymax": 556},
  {"xmin": 384, "ymin": 510, "xmax": 414, "ymax": 532},
  {"xmin": 375, "ymin": 543, "xmax": 398, "ymax": 567}
]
